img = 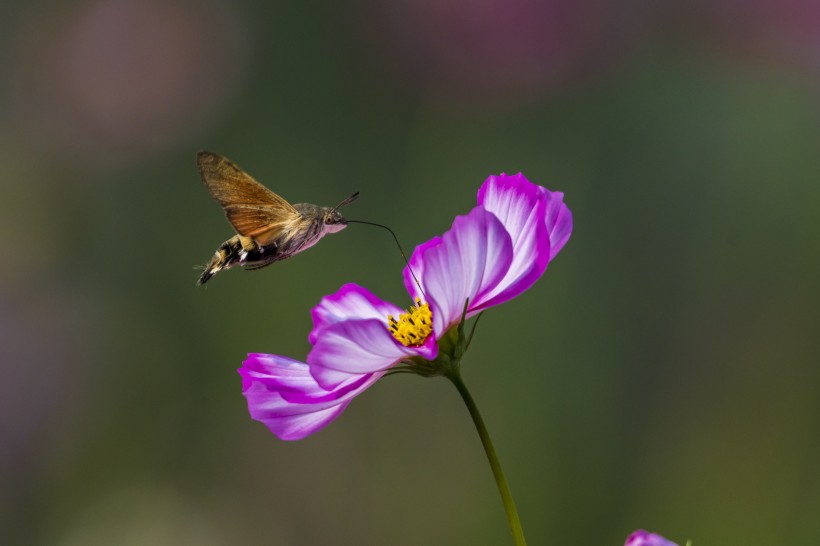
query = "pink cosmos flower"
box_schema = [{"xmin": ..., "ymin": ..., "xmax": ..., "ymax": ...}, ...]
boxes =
[
  {"xmin": 625, "ymin": 529, "xmax": 679, "ymax": 546},
  {"xmin": 239, "ymin": 173, "xmax": 572, "ymax": 440}
]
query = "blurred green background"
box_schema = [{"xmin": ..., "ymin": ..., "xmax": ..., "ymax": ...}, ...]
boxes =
[{"xmin": 2, "ymin": 0, "xmax": 819, "ymax": 544}]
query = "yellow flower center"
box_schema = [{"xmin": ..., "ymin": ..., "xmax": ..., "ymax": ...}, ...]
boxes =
[{"xmin": 387, "ymin": 298, "xmax": 433, "ymax": 347}]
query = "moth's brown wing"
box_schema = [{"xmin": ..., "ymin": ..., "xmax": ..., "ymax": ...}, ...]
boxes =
[
  {"xmin": 197, "ymin": 151, "xmax": 300, "ymax": 239},
  {"xmin": 224, "ymin": 205, "xmax": 298, "ymax": 242}
]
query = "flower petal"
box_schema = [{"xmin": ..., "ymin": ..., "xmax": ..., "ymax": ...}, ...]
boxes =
[
  {"xmin": 310, "ymin": 283, "xmax": 404, "ymax": 344},
  {"xmin": 541, "ymin": 187, "xmax": 573, "ymax": 261},
  {"xmin": 403, "ymin": 236, "xmax": 441, "ymax": 303},
  {"xmin": 473, "ymin": 172, "xmax": 551, "ymax": 310},
  {"xmin": 239, "ymin": 353, "xmax": 382, "ymax": 440},
  {"xmin": 624, "ymin": 530, "xmax": 679, "ymax": 546},
  {"xmin": 412, "ymin": 207, "xmax": 513, "ymax": 333},
  {"xmin": 308, "ymin": 318, "xmax": 437, "ymax": 389}
]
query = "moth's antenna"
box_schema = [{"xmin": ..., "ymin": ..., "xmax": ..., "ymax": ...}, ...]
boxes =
[
  {"xmin": 333, "ymin": 192, "xmax": 360, "ymax": 211},
  {"xmin": 347, "ymin": 220, "xmax": 424, "ymax": 297}
]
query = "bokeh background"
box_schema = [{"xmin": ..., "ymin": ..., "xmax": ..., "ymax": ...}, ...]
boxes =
[{"xmin": 2, "ymin": 0, "xmax": 819, "ymax": 544}]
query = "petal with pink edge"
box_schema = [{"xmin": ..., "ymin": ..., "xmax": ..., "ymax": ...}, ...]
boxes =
[
  {"xmin": 403, "ymin": 236, "xmax": 441, "ymax": 303},
  {"xmin": 309, "ymin": 283, "xmax": 404, "ymax": 344},
  {"xmin": 413, "ymin": 207, "xmax": 513, "ymax": 333},
  {"xmin": 624, "ymin": 530, "xmax": 679, "ymax": 546},
  {"xmin": 540, "ymin": 187, "xmax": 572, "ymax": 261},
  {"xmin": 239, "ymin": 353, "xmax": 382, "ymax": 440},
  {"xmin": 473, "ymin": 173, "xmax": 551, "ymax": 310},
  {"xmin": 308, "ymin": 317, "xmax": 437, "ymax": 389}
]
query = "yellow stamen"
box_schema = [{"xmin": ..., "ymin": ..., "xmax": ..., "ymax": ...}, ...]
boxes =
[{"xmin": 387, "ymin": 298, "xmax": 433, "ymax": 347}]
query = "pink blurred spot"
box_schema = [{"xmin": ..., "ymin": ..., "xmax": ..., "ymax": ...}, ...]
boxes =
[
  {"xmin": 682, "ymin": 0, "xmax": 820, "ymax": 76},
  {"xmin": 355, "ymin": 0, "xmax": 648, "ymax": 105},
  {"xmin": 13, "ymin": 0, "xmax": 250, "ymax": 166}
]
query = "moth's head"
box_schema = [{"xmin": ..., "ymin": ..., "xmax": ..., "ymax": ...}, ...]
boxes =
[
  {"xmin": 323, "ymin": 191, "xmax": 359, "ymax": 233},
  {"xmin": 323, "ymin": 208, "xmax": 348, "ymax": 233}
]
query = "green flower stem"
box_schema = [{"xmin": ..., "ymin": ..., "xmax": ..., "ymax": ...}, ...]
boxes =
[{"xmin": 447, "ymin": 369, "xmax": 527, "ymax": 546}]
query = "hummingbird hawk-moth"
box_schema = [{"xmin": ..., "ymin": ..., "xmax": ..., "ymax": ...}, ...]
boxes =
[{"xmin": 196, "ymin": 151, "xmax": 358, "ymax": 285}]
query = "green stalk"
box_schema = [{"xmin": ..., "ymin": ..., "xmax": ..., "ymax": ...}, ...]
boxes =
[{"xmin": 447, "ymin": 369, "xmax": 527, "ymax": 546}]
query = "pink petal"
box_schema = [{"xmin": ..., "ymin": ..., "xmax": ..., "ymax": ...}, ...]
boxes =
[
  {"xmin": 473, "ymin": 172, "xmax": 551, "ymax": 310},
  {"xmin": 308, "ymin": 318, "xmax": 437, "ymax": 390},
  {"xmin": 310, "ymin": 283, "xmax": 403, "ymax": 344},
  {"xmin": 412, "ymin": 207, "xmax": 513, "ymax": 334},
  {"xmin": 239, "ymin": 354, "xmax": 382, "ymax": 440},
  {"xmin": 247, "ymin": 405, "xmax": 349, "ymax": 441},
  {"xmin": 624, "ymin": 530, "xmax": 679, "ymax": 546},
  {"xmin": 541, "ymin": 187, "xmax": 573, "ymax": 261},
  {"xmin": 403, "ymin": 236, "xmax": 441, "ymax": 303}
]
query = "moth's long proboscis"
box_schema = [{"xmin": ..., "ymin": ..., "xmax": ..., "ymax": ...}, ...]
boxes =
[{"xmin": 347, "ymin": 220, "xmax": 424, "ymax": 297}]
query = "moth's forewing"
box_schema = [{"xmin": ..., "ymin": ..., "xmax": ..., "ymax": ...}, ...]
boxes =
[
  {"xmin": 197, "ymin": 151, "xmax": 296, "ymax": 210},
  {"xmin": 197, "ymin": 151, "xmax": 301, "ymax": 240}
]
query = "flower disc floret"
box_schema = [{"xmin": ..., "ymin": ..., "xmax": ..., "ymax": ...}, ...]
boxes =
[{"xmin": 387, "ymin": 298, "xmax": 433, "ymax": 347}]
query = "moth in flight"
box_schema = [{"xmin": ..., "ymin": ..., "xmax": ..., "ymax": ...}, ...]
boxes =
[{"xmin": 196, "ymin": 151, "xmax": 358, "ymax": 285}]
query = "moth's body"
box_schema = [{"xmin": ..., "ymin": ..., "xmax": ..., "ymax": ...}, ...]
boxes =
[
  {"xmin": 199, "ymin": 204, "xmax": 347, "ymax": 285},
  {"xmin": 196, "ymin": 151, "xmax": 357, "ymax": 285}
]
